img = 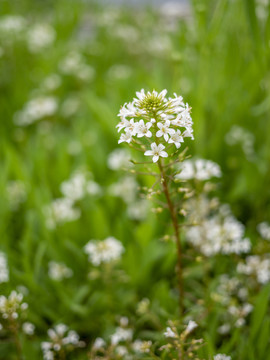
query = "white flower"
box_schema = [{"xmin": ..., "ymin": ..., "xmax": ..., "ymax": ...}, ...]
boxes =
[
  {"xmin": 44, "ymin": 198, "xmax": 81, "ymax": 230},
  {"xmin": 107, "ymin": 149, "xmax": 131, "ymax": 170},
  {"xmin": 0, "ymin": 252, "xmax": 9, "ymax": 284},
  {"xmin": 257, "ymin": 222, "xmax": 270, "ymax": 240},
  {"xmin": 164, "ymin": 326, "xmax": 177, "ymax": 338},
  {"xmin": 214, "ymin": 354, "xmax": 231, "ymax": 360},
  {"xmin": 118, "ymin": 131, "xmax": 133, "ymax": 144},
  {"xmin": 168, "ymin": 129, "xmax": 184, "ymax": 148},
  {"xmin": 237, "ymin": 256, "xmax": 270, "ymax": 284},
  {"xmin": 144, "ymin": 143, "xmax": 168, "ymax": 163},
  {"xmin": 27, "ymin": 23, "xmax": 55, "ymax": 53},
  {"xmin": 93, "ymin": 337, "xmax": 106, "ymax": 349},
  {"xmin": 22, "ymin": 322, "xmax": 35, "ymax": 335},
  {"xmin": 135, "ymin": 120, "xmax": 152, "ymax": 138},
  {"xmin": 156, "ymin": 120, "xmax": 175, "ymax": 142},
  {"xmin": 48, "ymin": 261, "xmax": 73, "ymax": 281},
  {"xmin": 175, "ymin": 159, "xmax": 222, "ymax": 181},
  {"xmin": 111, "ymin": 327, "xmax": 133, "ymax": 345},
  {"xmin": 185, "ymin": 320, "xmax": 198, "ymax": 334},
  {"xmin": 84, "ymin": 237, "xmax": 124, "ymax": 266}
]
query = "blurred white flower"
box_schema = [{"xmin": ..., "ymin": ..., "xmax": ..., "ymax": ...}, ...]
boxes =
[
  {"xmin": 185, "ymin": 320, "xmax": 198, "ymax": 334},
  {"xmin": 22, "ymin": 322, "xmax": 35, "ymax": 335},
  {"xmin": 107, "ymin": 149, "xmax": 132, "ymax": 170},
  {"xmin": 0, "ymin": 252, "xmax": 9, "ymax": 284},
  {"xmin": 214, "ymin": 354, "xmax": 231, "ymax": 360},
  {"xmin": 84, "ymin": 237, "xmax": 124, "ymax": 266},
  {"xmin": 109, "ymin": 176, "xmax": 138, "ymax": 203},
  {"xmin": 111, "ymin": 327, "xmax": 133, "ymax": 345},
  {"xmin": 27, "ymin": 23, "xmax": 55, "ymax": 53},
  {"xmin": 257, "ymin": 221, "xmax": 270, "ymax": 240},
  {"xmin": 237, "ymin": 255, "xmax": 270, "ymax": 284},
  {"xmin": 0, "ymin": 291, "xmax": 27, "ymax": 320},
  {"xmin": 164, "ymin": 326, "xmax": 177, "ymax": 338},
  {"xmin": 175, "ymin": 159, "xmax": 222, "ymax": 181},
  {"xmin": 14, "ymin": 96, "xmax": 58, "ymax": 126},
  {"xmin": 48, "ymin": 261, "xmax": 73, "ymax": 281},
  {"xmin": 0, "ymin": 15, "xmax": 26, "ymax": 35},
  {"xmin": 44, "ymin": 198, "xmax": 81, "ymax": 230}
]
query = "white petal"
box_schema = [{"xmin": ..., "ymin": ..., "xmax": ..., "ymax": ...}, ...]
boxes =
[{"xmin": 153, "ymin": 155, "xmax": 159, "ymax": 163}]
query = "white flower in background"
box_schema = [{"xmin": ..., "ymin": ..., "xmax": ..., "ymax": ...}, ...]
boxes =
[
  {"xmin": 44, "ymin": 198, "xmax": 81, "ymax": 230},
  {"xmin": 0, "ymin": 15, "xmax": 26, "ymax": 35},
  {"xmin": 41, "ymin": 324, "xmax": 85, "ymax": 360},
  {"xmin": 144, "ymin": 143, "xmax": 168, "ymax": 163},
  {"xmin": 186, "ymin": 202, "xmax": 250, "ymax": 256},
  {"xmin": 42, "ymin": 74, "xmax": 62, "ymax": 91},
  {"xmin": 225, "ymin": 125, "xmax": 255, "ymax": 160},
  {"xmin": 0, "ymin": 291, "xmax": 28, "ymax": 320},
  {"xmin": 237, "ymin": 256, "xmax": 270, "ymax": 284},
  {"xmin": 214, "ymin": 354, "xmax": 231, "ymax": 360},
  {"xmin": 185, "ymin": 320, "xmax": 198, "ymax": 334},
  {"xmin": 164, "ymin": 326, "xmax": 177, "ymax": 338},
  {"xmin": 93, "ymin": 337, "xmax": 106, "ymax": 349},
  {"xmin": 48, "ymin": 261, "xmax": 73, "ymax": 281},
  {"xmin": 257, "ymin": 221, "xmax": 270, "ymax": 240},
  {"xmin": 60, "ymin": 97, "xmax": 80, "ymax": 117},
  {"xmin": 107, "ymin": 64, "xmax": 132, "ymax": 80},
  {"xmin": 67, "ymin": 140, "xmax": 82, "ymax": 156},
  {"xmin": 22, "ymin": 322, "xmax": 35, "ymax": 335},
  {"xmin": 14, "ymin": 96, "xmax": 58, "ymax": 126},
  {"xmin": 107, "ymin": 149, "xmax": 132, "ymax": 170},
  {"xmin": 117, "ymin": 89, "xmax": 193, "ymax": 162},
  {"xmin": 127, "ymin": 199, "xmax": 149, "ymax": 221},
  {"xmin": 6, "ymin": 180, "xmax": 27, "ymax": 211},
  {"xmin": 111, "ymin": 327, "xmax": 133, "ymax": 345},
  {"xmin": 84, "ymin": 237, "xmax": 124, "ymax": 266},
  {"xmin": 175, "ymin": 159, "xmax": 222, "ymax": 181},
  {"xmin": 27, "ymin": 23, "xmax": 55, "ymax": 53},
  {"xmin": 60, "ymin": 173, "xmax": 87, "ymax": 201},
  {"xmin": 86, "ymin": 180, "xmax": 102, "ymax": 196},
  {"xmin": 0, "ymin": 252, "xmax": 9, "ymax": 284},
  {"xmin": 109, "ymin": 176, "xmax": 138, "ymax": 203},
  {"xmin": 59, "ymin": 51, "xmax": 95, "ymax": 81}
]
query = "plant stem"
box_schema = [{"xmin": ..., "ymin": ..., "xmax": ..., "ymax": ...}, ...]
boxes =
[
  {"xmin": 11, "ymin": 325, "xmax": 23, "ymax": 360},
  {"xmin": 158, "ymin": 160, "xmax": 184, "ymax": 317}
]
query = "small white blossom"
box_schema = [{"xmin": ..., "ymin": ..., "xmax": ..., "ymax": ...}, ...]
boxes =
[
  {"xmin": 185, "ymin": 320, "xmax": 198, "ymax": 334},
  {"xmin": 0, "ymin": 252, "xmax": 9, "ymax": 283},
  {"xmin": 48, "ymin": 261, "xmax": 73, "ymax": 281},
  {"xmin": 237, "ymin": 256, "xmax": 270, "ymax": 284},
  {"xmin": 107, "ymin": 149, "xmax": 132, "ymax": 170},
  {"xmin": 44, "ymin": 198, "xmax": 81, "ymax": 230},
  {"xmin": 111, "ymin": 327, "xmax": 133, "ymax": 345},
  {"xmin": 164, "ymin": 326, "xmax": 177, "ymax": 338},
  {"xmin": 84, "ymin": 237, "xmax": 124, "ymax": 266},
  {"xmin": 22, "ymin": 322, "xmax": 35, "ymax": 335},
  {"xmin": 175, "ymin": 159, "xmax": 222, "ymax": 181},
  {"xmin": 214, "ymin": 354, "xmax": 231, "ymax": 360},
  {"xmin": 168, "ymin": 129, "xmax": 184, "ymax": 148},
  {"xmin": 27, "ymin": 23, "xmax": 55, "ymax": 53},
  {"xmin": 257, "ymin": 222, "xmax": 270, "ymax": 240},
  {"xmin": 156, "ymin": 120, "xmax": 175, "ymax": 142},
  {"xmin": 144, "ymin": 142, "xmax": 168, "ymax": 163}
]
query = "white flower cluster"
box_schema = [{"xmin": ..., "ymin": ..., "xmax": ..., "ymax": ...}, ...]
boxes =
[
  {"xmin": 0, "ymin": 15, "xmax": 26, "ymax": 35},
  {"xmin": 107, "ymin": 149, "xmax": 132, "ymax": 170},
  {"xmin": 237, "ymin": 255, "xmax": 270, "ymax": 284},
  {"xmin": 0, "ymin": 252, "xmax": 9, "ymax": 284},
  {"xmin": 0, "ymin": 291, "xmax": 28, "ymax": 320},
  {"xmin": 117, "ymin": 89, "xmax": 193, "ymax": 163},
  {"xmin": 186, "ymin": 203, "xmax": 250, "ymax": 256},
  {"xmin": 48, "ymin": 261, "xmax": 73, "ymax": 281},
  {"xmin": 214, "ymin": 354, "xmax": 231, "ymax": 360},
  {"xmin": 59, "ymin": 51, "xmax": 95, "ymax": 81},
  {"xmin": 14, "ymin": 96, "xmax": 58, "ymax": 126},
  {"xmin": 41, "ymin": 324, "xmax": 85, "ymax": 360},
  {"xmin": 257, "ymin": 221, "xmax": 270, "ymax": 240},
  {"xmin": 84, "ymin": 237, "xmax": 124, "ymax": 266},
  {"xmin": 175, "ymin": 159, "xmax": 222, "ymax": 181},
  {"xmin": 44, "ymin": 198, "xmax": 81, "ymax": 230},
  {"xmin": 109, "ymin": 176, "xmax": 148, "ymax": 221},
  {"xmin": 212, "ymin": 275, "xmax": 252, "ymax": 329},
  {"xmin": 44, "ymin": 171, "xmax": 101, "ymax": 229},
  {"xmin": 27, "ymin": 23, "xmax": 55, "ymax": 53},
  {"xmin": 225, "ymin": 125, "xmax": 255, "ymax": 160}
]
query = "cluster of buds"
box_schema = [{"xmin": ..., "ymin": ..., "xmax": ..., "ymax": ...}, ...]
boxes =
[
  {"xmin": 41, "ymin": 324, "xmax": 85, "ymax": 360},
  {"xmin": 0, "ymin": 291, "xmax": 28, "ymax": 322},
  {"xmin": 160, "ymin": 320, "xmax": 205, "ymax": 359},
  {"xmin": 117, "ymin": 89, "xmax": 193, "ymax": 163}
]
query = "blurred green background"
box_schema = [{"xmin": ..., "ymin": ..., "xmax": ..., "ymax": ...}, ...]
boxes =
[{"xmin": 1, "ymin": 0, "xmax": 270, "ymax": 358}]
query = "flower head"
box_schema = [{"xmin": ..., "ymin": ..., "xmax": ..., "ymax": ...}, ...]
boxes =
[{"xmin": 117, "ymin": 89, "xmax": 193, "ymax": 162}]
